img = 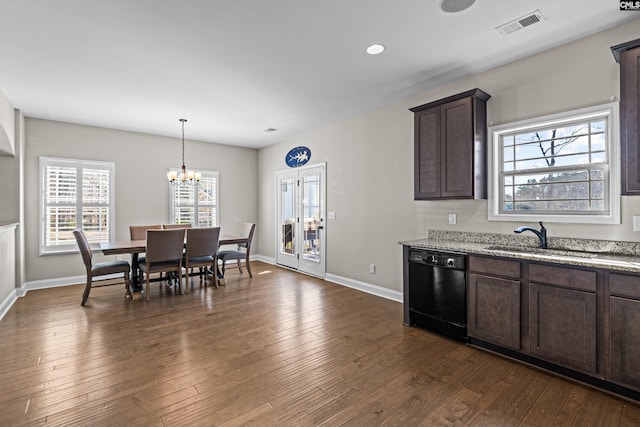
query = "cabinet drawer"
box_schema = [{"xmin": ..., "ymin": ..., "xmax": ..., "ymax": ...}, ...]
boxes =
[
  {"xmin": 609, "ymin": 273, "xmax": 640, "ymax": 299},
  {"xmin": 469, "ymin": 255, "xmax": 520, "ymax": 279},
  {"xmin": 529, "ymin": 263, "xmax": 596, "ymax": 292}
]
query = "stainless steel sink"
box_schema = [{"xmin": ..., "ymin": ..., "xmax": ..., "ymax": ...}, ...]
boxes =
[{"xmin": 486, "ymin": 245, "xmax": 601, "ymax": 259}]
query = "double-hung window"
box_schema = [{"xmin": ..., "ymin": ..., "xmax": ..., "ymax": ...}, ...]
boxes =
[
  {"xmin": 488, "ymin": 102, "xmax": 620, "ymax": 224},
  {"xmin": 169, "ymin": 170, "xmax": 219, "ymax": 227},
  {"xmin": 40, "ymin": 157, "xmax": 115, "ymax": 254}
]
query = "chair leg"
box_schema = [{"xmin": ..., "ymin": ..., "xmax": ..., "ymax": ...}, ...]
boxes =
[
  {"xmin": 184, "ymin": 264, "xmax": 189, "ymax": 294},
  {"xmin": 237, "ymin": 259, "xmax": 243, "ymax": 274},
  {"xmin": 145, "ymin": 271, "xmax": 151, "ymax": 302},
  {"xmin": 177, "ymin": 268, "xmax": 183, "ymax": 295},
  {"xmin": 246, "ymin": 259, "xmax": 253, "ymax": 278},
  {"xmin": 81, "ymin": 273, "xmax": 92, "ymax": 306},
  {"xmin": 222, "ymin": 260, "xmax": 226, "ymax": 275}
]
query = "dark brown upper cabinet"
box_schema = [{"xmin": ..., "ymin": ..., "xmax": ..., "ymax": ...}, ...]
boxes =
[
  {"xmin": 612, "ymin": 38, "xmax": 640, "ymax": 195},
  {"xmin": 410, "ymin": 89, "xmax": 491, "ymax": 200}
]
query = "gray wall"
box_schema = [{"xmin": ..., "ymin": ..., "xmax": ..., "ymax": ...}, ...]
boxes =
[
  {"xmin": 257, "ymin": 19, "xmax": 640, "ymax": 293},
  {"xmin": 24, "ymin": 119, "xmax": 258, "ymax": 282}
]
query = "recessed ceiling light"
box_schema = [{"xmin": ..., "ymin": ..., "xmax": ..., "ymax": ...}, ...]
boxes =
[
  {"xmin": 366, "ymin": 44, "xmax": 385, "ymax": 55},
  {"xmin": 440, "ymin": 0, "xmax": 476, "ymax": 13}
]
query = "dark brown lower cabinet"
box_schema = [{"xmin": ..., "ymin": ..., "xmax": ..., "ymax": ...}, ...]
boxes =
[
  {"xmin": 609, "ymin": 272, "xmax": 640, "ymax": 390},
  {"xmin": 529, "ymin": 283, "xmax": 597, "ymax": 374},
  {"xmin": 468, "ymin": 273, "xmax": 520, "ymax": 349},
  {"xmin": 610, "ymin": 297, "xmax": 640, "ymax": 388},
  {"xmin": 465, "ymin": 256, "xmax": 640, "ymax": 399}
]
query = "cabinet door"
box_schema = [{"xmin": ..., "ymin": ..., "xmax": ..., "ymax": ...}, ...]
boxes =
[
  {"xmin": 610, "ymin": 296, "xmax": 640, "ymax": 389},
  {"xmin": 620, "ymin": 45, "xmax": 640, "ymax": 194},
  {"xmin": 468, "ymin": 273, "xmax": 520, "ymax": 349},
  {"xmin": 414, "ymin": 106, "xmax": 441, "ymax": 199},
  {"xmin": 529, "ymin": 283, "xmax": 597, "ymax": 373},
  {"xmin": 441, "ymin": 97, "xmax": 473, "ymax": 198}
]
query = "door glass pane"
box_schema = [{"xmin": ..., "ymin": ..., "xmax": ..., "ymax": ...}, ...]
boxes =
[
  {"xmin": 280, "ymin": 178, "xmax": 295, "ymax": 255},
  {"xmin": 302, "ymin": 173, "xmax": 321, "ymax": 262}
]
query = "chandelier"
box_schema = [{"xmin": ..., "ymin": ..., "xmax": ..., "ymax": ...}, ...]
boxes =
[{"xmin": 167, "ymin": 118, "xmax": 201, "ymax": 186}]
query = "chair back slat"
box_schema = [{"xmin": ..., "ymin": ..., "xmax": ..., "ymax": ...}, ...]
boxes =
[
  {"xmin": 238, "ymin": 223, "xmax": 256, "ymax": 249},
  {"xmin": 130, "ymin": 224, "xmax": 162, "ymax": 240},
  {"xmin": 72, "ymin": 229, "xmax": 92, "ymax": 268},
  {"xmin": 185, "ymin": 227, "xmax": 221, "ymax": 258},
  {"xmin": 145, "ymin": 229, "xmax": 185, "ymax": 263}
]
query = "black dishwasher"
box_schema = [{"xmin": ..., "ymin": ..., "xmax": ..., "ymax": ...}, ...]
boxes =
[{"xmin": 408, "ymin": 248, "xmax": 467, "ymax": 342}]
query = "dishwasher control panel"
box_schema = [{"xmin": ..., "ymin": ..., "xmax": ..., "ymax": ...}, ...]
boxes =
[{"xmin": 408, "ymin": 249, "xmax": 466, "ymax": 270}]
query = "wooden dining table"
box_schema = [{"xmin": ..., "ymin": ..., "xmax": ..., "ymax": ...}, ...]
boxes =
[{"xmin": 99, "ymin": 235, "xmax": 248, "ymax": 295}]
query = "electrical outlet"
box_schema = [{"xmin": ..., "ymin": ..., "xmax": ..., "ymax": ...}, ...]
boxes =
[
  {"xmin": 634, "ymin": 215, "xmax": 640, "ymax": 231},
  {"xmin": 448, "ymin": 213, "xmax": 457, "ymax": 225},
  {"xmin": 369, "ymin": 264, "xmax": 376, "ymax": 274}
]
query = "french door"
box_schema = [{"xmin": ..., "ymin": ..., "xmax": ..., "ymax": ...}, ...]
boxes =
[{"xmin": 276, "ymin": 164, "xmax": 326, "ymax": 278}]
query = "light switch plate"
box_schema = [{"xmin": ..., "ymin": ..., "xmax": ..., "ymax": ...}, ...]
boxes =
[{"xmin": 328, "ymin": 211, "xmax": 336, "ymax": 220}]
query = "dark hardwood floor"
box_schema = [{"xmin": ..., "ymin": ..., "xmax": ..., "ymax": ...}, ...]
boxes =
[{"xmin": 0, "ymin": 262, "xmax": 638, "ymax": 426}]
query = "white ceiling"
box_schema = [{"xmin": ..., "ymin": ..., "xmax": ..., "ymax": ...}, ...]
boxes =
[{"xmin": 0, "ymin": 1, "xmax": 636, "ymax": 149}]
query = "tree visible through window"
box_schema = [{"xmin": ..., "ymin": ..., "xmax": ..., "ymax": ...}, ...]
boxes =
[
  {"xmin": 489, "ymin": 103, "xmax": 620, "ymax": 224},
  {"xmin": 40, "ymin": 157, "xmax": 115, "ymax": 254}
]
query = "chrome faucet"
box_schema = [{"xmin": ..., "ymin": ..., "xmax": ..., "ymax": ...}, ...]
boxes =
[{"xmin": 514, "ymin": 221, "xmax": 547, "ymax": 249}]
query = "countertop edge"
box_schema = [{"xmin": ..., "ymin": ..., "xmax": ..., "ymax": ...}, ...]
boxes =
[{"xmin": 401, "ymin": 238, "xmax": 640, "ymax": 274}]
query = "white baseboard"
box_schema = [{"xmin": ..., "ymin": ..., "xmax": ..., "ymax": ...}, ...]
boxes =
[
  {"xmin": 23, "ymin": 275, "xmax": 85, "ymax": 292},
  {"xmin": 325, "ymin": 273, "xmax": 403, "ymax": 303},
  {"xmin": 253, "ymin": 254, "xmax": 401, "ymax": 303},
  {"xmin": 254, "ymin": 254, "xmax": 275, "ymax": 264},
  {"xmin": 1, "ymin": 256, "xmax": 402, "ymax": 322},
  {"xmin": 0, "ymin": 288, "xmax": 21, "ymax": 322}
]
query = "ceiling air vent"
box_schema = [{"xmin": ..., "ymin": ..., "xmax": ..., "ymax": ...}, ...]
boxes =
[{"xmin": 496, "ymin": 10, "xmax": 545, "ymax": 36}]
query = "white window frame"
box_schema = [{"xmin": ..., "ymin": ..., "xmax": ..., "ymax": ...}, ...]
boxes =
[
  {"xmin": 39, "ymin": 156, "xmax": 116, "ymax": 255},
  {"xmin": 488, "ymin": 102, "xmax": 620, "ymax": 224},
  {"xmin": 169, "ymin": 170, "xmax": 219, "ymax": 227}
]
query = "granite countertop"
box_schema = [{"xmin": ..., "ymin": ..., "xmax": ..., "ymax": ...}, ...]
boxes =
[{"xmin": 400, "ymin": 230, "xmax": 640, "ymax": 273}]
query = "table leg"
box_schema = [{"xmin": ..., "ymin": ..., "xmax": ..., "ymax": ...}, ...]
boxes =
[
  {"xmin": 217, "ymin": 263, "xmax": 226, "ymax": 286},
  {"xmin": 130, "ymin": 253, "xmax": 144, "ymax": 293}
]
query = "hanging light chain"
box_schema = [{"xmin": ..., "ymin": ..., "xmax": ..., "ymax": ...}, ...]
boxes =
[
  {"xmin": 181, "ymin": 118, "xmax": 186, "ymax": 170},
  {"xmin": 167, "ymin": 118, "xmax": 200, "ymax": 186}
]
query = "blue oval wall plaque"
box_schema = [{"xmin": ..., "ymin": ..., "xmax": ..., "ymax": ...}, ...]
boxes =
[{"xmin": 285, "ymin": 146, "xmax": 311, "ymax": 168}]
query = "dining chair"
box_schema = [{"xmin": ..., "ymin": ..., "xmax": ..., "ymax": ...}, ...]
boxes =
[
  {"xmin": 137, "ymin": 229, "xmax": 186, "ymax": 301},
  {"xmin": 161, "ymin": 224, "xmax": 192, "ymax": 284},
  {"xmin": 129, "ymin": 224, "xmax": 162, "ymax": 283},
  {"xmin": 73, "ymin": 229, "xmax": 132, "ymax": 306},
  {"xmin": 218, "ymin": 223, "xmax": 256, "ymax": 278},
  {"xmin": 183, "ymin": 227, "xmax": 221, "ymax": 291}
]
